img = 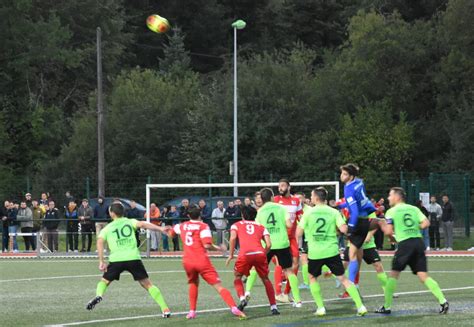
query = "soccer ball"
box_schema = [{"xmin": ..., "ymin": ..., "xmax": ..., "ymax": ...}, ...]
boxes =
[{"xmin": 146, "ymin": 14, "xmax": 170, "ymax": 34}]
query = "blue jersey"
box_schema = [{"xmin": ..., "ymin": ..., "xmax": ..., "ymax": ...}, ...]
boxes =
[{"xmin": 343, "ymin": 178, "xmax": 376, "ymax": 227}]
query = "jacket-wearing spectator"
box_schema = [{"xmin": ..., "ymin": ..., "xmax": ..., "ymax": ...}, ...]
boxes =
[
  {"xmin": 427, "ymin": 196, "xmax": 442, "ymax": 250},
  {"xmin": 65, "ymin": 200, "xmax": 79, "ymax": 252},
  {"xmin": 78, "ymin": 199, "xmax": 94, "ymax": 252},
  {"xmin": 7, "ymin": 202, "xmax": 19, "ymax": 252},
  {"xmin": 233, "ymin": 198, "xmax": 242, "ymax": 218},
  {"xmin": 145, "ymin": 203, "xmax": 161, "ymax": 251},
  {"xmin": 179, "ymin": 199, "xmax": 190, "ymax": 220},
  {"xmin": 126, "ymin": 200, "xmax": 142, "ymax": 248},
  {"xmin": 1, "ymin": 201, "xmax": 9, "ymax": 252},
  {"xmin": 224, "ymin": 201, "xmax": 239, "ymax": 225},
  {"xmin": 24, "ymin": 193, "xmax": 33, "ymax": 208},
  {"xmin": 212, "ymin": 201, "xmax": 227, "ymax": 245},
  {"xmin": 17, "ymin": 201, "xmax": 35, "ymax": 251},
  {"xmin": 161, "ymin": 207, "xmax": 170, "ymax": 251},
  {"xmin": 441, "ymin": 195, "xmax": 454, "ymax": 251},
  {"xmin": 241, "ymin": 197, "xmax": 257, "ymax": 221},
  {"xmin": 169, "ymin": 205, "xmax": 180, "ymax": 251},
  {"xmin": 39, "ymin": 193, "xmax": 49, "ymax": 214},
  {"xmin": 31, "ymin": 200, "xmax": 45, "ymax": 251},
  {"xmin": 64, "ymin": 191, "xmax": 74, "ymax": 208},
  {"xmin": 43, "ymin": 201, "xmax": 60, "ymax": 252},
  {"xmin": 199, "ymin": 200, "xmax": 211, "ymax": 219},
  {"xmin": 93, "ymin": 197, "xmax": 109, "ymax": 246},
  {"xmin": 416, "ymin": 200, "xmax": 430, "ymax": 250}
]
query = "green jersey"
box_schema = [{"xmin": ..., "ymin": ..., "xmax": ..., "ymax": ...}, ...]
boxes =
[
  {"xmin": 256, "ymin": 202, "xmax": 290, "ymax": 249},
  {"xmin": 99, "ymin": 218, "xmax": 141, "ymax": 262},
  {"xmin": 362, "ymin": 234, "xmax": 376, "ymax": 250},
  {"xmin": 385, "ymin": 203, "xmax": 426, "ymax": 243},
  {"xmin": 298, "ymin": 204, "xmax": 346, "ymax": 260}
]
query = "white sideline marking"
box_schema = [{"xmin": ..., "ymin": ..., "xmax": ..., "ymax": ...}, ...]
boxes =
[
  {"xmin": 44, "ymin": 286, "xmax": 474, "ymax": 327},
  {"xmin": 2, "ymin": 269, "xmax": 472, "ymax": 283}
]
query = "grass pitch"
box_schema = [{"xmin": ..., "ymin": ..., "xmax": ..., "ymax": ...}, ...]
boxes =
[{"xmin": 1, "ymin": 256, "xmax": 473, "ymax": 326}]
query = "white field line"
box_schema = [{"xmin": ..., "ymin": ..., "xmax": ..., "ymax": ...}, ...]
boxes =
[
  {"xmin": 44, "ymin": 286, "xmax": 474, "ymax": 327},
  {"xmin": 2, "ymin": 269, "xmax": 473, "ymax": 283}
]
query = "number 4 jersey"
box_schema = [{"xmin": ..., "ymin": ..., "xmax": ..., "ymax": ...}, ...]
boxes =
[
  {"xmin": 256, "ymin": 202, "xmax": 290, "ymax": 250},
  {"xmin": 99, "ymin": 218, "xmax": 141, "ymax": 262},
  {"xmin": 230, "ymin": 220, "xmax": 269, "ymax": 256},
  {"xmin": 170, "ymin": 220, "xmax": 213, "ymax": 261}
]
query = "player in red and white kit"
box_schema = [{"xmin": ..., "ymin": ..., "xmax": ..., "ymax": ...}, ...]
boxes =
[
  {"xmin": 169, "ymin": 207, "xmax": 246, "ymax": 320},
  {"xmin": 226, "ymin": 217, "xmax": 280, "ymax": 315},
  {"xmin": 273, "ymin": 179, "xmax": 303, "ymax": 302}
]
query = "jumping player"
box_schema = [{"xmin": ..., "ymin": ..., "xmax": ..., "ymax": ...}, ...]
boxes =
[
  {"xmin": 169, "ymin": 207, "xmax": 246, "ymax": 320},
  {"xmin": 296, "ymin": 187, "xmax": 367, "ymax": 317},
  {"xmin": 86, "ymin": 203, "xmax": 171, "ymax": 318},
  {"xmin": 226, "ymin": 217, "xmax": 280, "ymax": 315},
  {"xmin": 376, "ymin": 187, "xmax": 449, "ymax": 314},
  {"xmin": 256, "ymin": 188, "xmax": 302, "ymax": 307}
]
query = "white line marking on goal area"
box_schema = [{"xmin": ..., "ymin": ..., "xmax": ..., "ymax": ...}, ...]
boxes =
[
  {"xmin": 44, "ymin": 286, "xmax": 474, "ymax": 327},
  {"xmin": 2, "ymin": 269, "xmax": 473, "ymax": 283}
]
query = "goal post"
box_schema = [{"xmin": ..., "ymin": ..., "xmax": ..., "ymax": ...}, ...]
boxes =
[{"xmin": 145, "ymin": 181, "xmax": 340, "ymax": 257}]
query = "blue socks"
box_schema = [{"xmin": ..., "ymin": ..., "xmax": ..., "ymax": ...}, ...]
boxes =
[{"xmin": 348, "ymin": 260, "xmax": 359, "ymax": 283}]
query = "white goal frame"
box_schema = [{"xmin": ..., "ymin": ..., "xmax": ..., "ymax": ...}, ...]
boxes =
[{"xmin": 145, "ymin": 181, "xmax": 340, "ymax": 257}]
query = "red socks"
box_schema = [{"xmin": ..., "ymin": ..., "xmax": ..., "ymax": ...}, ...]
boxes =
[
  {"xmin": 219, "ymin": 288, "xmax": 236, "ymax": 308},
  {"xmin": 263, "ymin": 279, "xmax": 276, "ymax": 305},
  {"xmin": 274, "ymin": 265, "xmax": 283, "ymax": 294},
  {"xmin": 355, "ymin": 271, "xmax": 360, "ymax": 285},
  {"xmin": 234, "ymin": 279, "xmax": 245, "ymax": 299},
  {"xmin": 189, "ymin": 282, "xmax": 198, "ymax": 311}
]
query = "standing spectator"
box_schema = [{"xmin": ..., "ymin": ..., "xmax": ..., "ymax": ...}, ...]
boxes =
[
  {"xmin": 17, "ymin": 201, "xmax": 35, "ymax": 251},
  {"xmin": 65, "ymin": 200, "xmax": 79, "ymax": 252},
  {"xmin": 169, "ymin": 205, "xmax": 180, "ymax": 251},
  {"xmin": 198, "ymin": 199, "xmax": 211, "ymax": 226},
  {"xmin": 7, "ymin": 202, "xmax": 19, "ymax": 252},
  {"xmin": 224, "ymin": 201, "xmax": 238, "ymax": 223},
  {"xmin": 241, "ymin": 197, "xmax": 257, "ymax": 220},
  {"xmin": 427, "ymin": 196, "xmax": 442, "ymax": 250},
  {"xmin": 43, "ymin": 201, "xmax": 60, "ymax": 252},
  {"xmin": 212, "ymin": 201, "xmax": 227, "ymax": 245},
  {"xmin": 161, "ymin": 207, "xmax": 170, "ymax": 251},
  {"xmin": 78, "ymin": 199, "xmax": 94, "ymax": 252},
  {"xmin": 31, "ymin": 200, "xmax": 44, "ymax": 251},
  {"xmin": 179, "ymin": 199, "xmax": 190, "ymax": 220},
  {"xmin": 233, "ymin": 198, "xmax": 242, "ymax": 218},
  {"xmin": 441, "ymin": 195, "xmax": 454, "ymax": 251},
  {"xmin": 145, "ymin": 203, "xmax": 161, "ymax": 251},
  {"xmin": 93, "ymin": 197, "xmax": 109, "ymax": 244},
  {"xmin": 374, "ymin": 198, "xmax": 386, "ymax": 250},
  {"xmin": 416, "ymin": 200, "xmax": 430, "ymax": 250},
  {"xmin": 24, "ymin": 193, "xmax": 33, "ymax": 208},
  {"xmin": 64, "ymin": 191, "xmax": 74, "ymax": 208},
  {"xmin": 1, "ymin": 200, "xmax": 9, "ymax": 252},
  {"xmin": 39, "ymin": 192, "xmax": 49, "ymax": 208},
  {"xmin": 126, "ymin": 200, "xmax": 142, "ymax": 248}
]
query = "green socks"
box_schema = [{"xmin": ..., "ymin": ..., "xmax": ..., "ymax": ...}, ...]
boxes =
[
  {"xmin": 310, "ymin": 282, "xmax": 324, "ymax": 308},
  {"xmin": 346, "ymin": 284, "xmax": 363, "ymax": 309},
  {"xmin": 302, "ymin": 263, "xmax": 309, "ymax": 285},
  {"xmin": 288, "ymin": 274, "xmax": 301, "ymax": 302},
  {"xmin": 377, "ymin": 272, "xmax": 388, "ymax": 290},
  {"xmin": 424, "ymin": 277, "xmax": 446, "ymax": 304},
  {"xmin": 384, "ymin": 277, "xmax": 397, "ymax": 309},
  {"xmin": 148, "ymin": 285, "xmax": 169, "ymax": 311},
  {"xmin": 246, "ymin": 269, "xmax": 258, "ymax": 293},
  {"xmin": 96, "ymin": 280, "xmax": 108, "ymax": 297}
]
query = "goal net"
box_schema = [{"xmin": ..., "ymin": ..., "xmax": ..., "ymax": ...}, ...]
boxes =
[{"xmin": 145, "ymin": 181, "xmax": 340, "ymax": 257}]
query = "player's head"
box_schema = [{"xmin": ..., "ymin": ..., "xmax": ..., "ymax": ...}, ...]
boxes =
[
  {"xmin": 311, "ymin": 187, "xmax": 328, "ymax": 205},
  {"xmin": 388, "ymin": 187, "xmax": 406, "ymax": 206},
  {"xmin": 260, "ymin": 188, "xmax": 274, "ymax": 204},
  {"xmin": 340, "ymin": 163, "xmax": 359, "ymax": 183},
  {"xmin": 109, "ymin": 202, "xmax": 125, "ymax": 218},
  {"xmin": 254, "ymin": 192, "xmax": 263, "ymax": 208},
  {"xmin": 278, "ymin": 179, "xmax": 291, "ymax": 196},
  {"xmin": 188, "ymin": 206, "xmax": 201, "ymax": 221}
]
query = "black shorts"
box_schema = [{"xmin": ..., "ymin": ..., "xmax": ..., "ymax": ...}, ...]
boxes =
[
  {"xmin": 348, "ymin": 218, "xmax": 370, "ymax": 249},
  {"xmin": 300, "ymin": 233, "xmax": 308, "ymax": 254},
  {"xmin": 392, "ymin": 238, "xmax": 427, "ymax": 275},
  {"xmin": 103, "ymin": 260, "xmax": 149, "ymax": 281},
  {"xmin": 342, "ymin": 246, "xmax": 381, "ymax": 265},
  {"xmin": 308, "ymin": 255, "xmax": 345, "ymax": 277},
  {"xmin": 267, "ymin": 247, "xmax": 293, "ymax": 269}
]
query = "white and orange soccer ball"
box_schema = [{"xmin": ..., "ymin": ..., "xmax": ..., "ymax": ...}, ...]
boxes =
[{"xmin": 146, "ymin": 14, "xmax": 170, "ymax": 34}]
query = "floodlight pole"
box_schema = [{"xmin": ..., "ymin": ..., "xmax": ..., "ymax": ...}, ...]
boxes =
[
  {"xmin": 232, "ymin": 20, "xmax": 246, "ymax": 197},
  {"xmin": 97, "ymin": 27, "xmax": 105, "ymax": 198}
]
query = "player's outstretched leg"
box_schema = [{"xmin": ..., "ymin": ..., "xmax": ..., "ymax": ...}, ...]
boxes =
[
  {"xmin": 233, "ymin": 273, "xmax": 248, "ymax": 311},
  {"xmin": 86, "ymin": 279, "xmax": 109, "ymax": 310},
  {"xmin": 339, "ymin": 276, "xmax": 367, "ymax": 316},
  {"xmin": 245, "ymin": 269, "xmax": 258, "ymax": 299},
  {"xmin": 139, "ymin": 279, "xmax": 171, "ymax": 318},
  {"xmin": 418, "ymin": 272, "xmax": 449, "ymax": 314},
  {"xmin": 187, "ymin": 281, "xmax": 199, "ymax": 319},
  {"xmin": 260, "ymin": 275, "xmax": 279, "ymax": 315},
  {"xmin": 285, "ymin": 269, "xmax": 301, "ymax": 307},
  {"xmin": 309, "ymin": 277, "xmax": 326, "ymax": 317},
  {"xmin": 213, "ymin": 283, "xmax": 246, "ymax": 320}
]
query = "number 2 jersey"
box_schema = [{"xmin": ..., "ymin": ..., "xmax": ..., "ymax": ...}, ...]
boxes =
[
  {"xmin": 99, "ymin": 218, "xmax": 141, "ymax": 263},
  {"xmin": 230, "ymin": 220, "xmax": 269, "ymax": 256},
  {"xmin": 170, "ymin": 220, "xmax": 213, "ymax": 262},
  {"xmin": 273, "ymin": 194, "xmax": 303, "ymax": 239}
]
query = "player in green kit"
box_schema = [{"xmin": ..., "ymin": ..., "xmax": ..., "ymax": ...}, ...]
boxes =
[
  {"xmin": 376, "ymin": 187, "xmax": 449, "ymax": 315},
  {"xmin": 86, "ymin": 203, "xmax": 172, "ymax": 318},
  {"xmin": 296, "ymin": 187, "xmax": 367, "ymax": 317},
  {"xmin": 256, "ymin": 188, "xmax": 302, "ymax": 308}
]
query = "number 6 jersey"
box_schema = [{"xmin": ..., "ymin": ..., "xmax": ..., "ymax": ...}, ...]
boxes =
[
  {"xmin": 230, "ymin": 220, "xmax": 269, "ymax": 256},
  {"xmin": 170, "ymin": 220, "xmax": 213, "ymax": 261}
]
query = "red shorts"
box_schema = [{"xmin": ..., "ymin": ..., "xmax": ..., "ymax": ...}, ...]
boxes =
[
  {"xmin": 234, "ymin": 253, "xmax": 269, "ymax": 278},
  {"xmin": 289, "ymin": 238, "xmax": 299, "ymax": 258},
  {"xmin": 183, "ymin": 258, "xmax": 221, "ymax": 285}
]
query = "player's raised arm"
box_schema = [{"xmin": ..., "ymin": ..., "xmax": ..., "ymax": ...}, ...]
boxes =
[{"xmin": 136, "ymin": 220, "xmax": 170, "ymax": 234}]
